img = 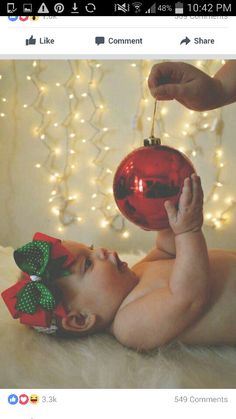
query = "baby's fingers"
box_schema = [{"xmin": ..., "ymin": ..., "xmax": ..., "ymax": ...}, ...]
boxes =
[
  {"xmin": 191, "ymin": 174, "xmax": 204, "ymax": 207},
  {"xmin": 179, "ymin": 177, "xmax": 192, "ymax": 208},
  {"xmin": 164, "ymin": 200, "xmax": 177, "ymax": 222}
]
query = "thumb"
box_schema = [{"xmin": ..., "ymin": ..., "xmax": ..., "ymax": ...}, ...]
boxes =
[
  {"xmin": 151, "ymin": 84, "xmax": 182, "ymax": 101},
  {"xmin": 164, "ymin": 200, "xmax": 177, "ymax": 221}
]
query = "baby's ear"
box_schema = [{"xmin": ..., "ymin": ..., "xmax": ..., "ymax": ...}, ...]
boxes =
[{"xmin": 61, "ymin": 311, "xmax": 97, "ymax": 333}]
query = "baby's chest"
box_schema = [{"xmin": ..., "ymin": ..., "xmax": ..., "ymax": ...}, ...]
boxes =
[{"xmin": 132, "ymin": 259, "xmax": 174, "ymax": 296}]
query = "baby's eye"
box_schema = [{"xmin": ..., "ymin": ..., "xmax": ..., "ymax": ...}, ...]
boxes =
[{"xmin": 84, "ymin": 257, "xmax": 92, "ymax": 272}]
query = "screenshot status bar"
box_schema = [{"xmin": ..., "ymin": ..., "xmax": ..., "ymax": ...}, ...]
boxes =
[{"xmin": 0, "ymin": 1, "xmax": 234, "ymax": 16}]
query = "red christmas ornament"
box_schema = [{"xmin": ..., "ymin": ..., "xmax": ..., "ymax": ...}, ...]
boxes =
[{"xmin": 113, "ymin": 138, "xmax": 195, "ymax": 230}]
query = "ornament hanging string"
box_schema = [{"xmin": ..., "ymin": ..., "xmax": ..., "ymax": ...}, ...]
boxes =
[{"xmin": 150, "ymin": 100, "xmax": 158, "ymax": 138}]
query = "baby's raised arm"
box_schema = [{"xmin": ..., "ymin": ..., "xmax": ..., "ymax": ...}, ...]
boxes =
[
  {"xmin": 113, "ymin": 175, "xmax": 210, "ymax": 350},
  {"xmin": 164, "ymin": 174, "xmax": 209, "ymax": 301}
]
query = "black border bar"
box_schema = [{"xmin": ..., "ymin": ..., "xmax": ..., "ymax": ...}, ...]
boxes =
[{"xmin": 1, "ymin": 1, "xmax": 235, "ymax": 16}]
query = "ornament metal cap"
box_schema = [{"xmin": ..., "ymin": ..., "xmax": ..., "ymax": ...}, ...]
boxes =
[{"xmin": 143, "ymin": 136, "xmax": 161, "ymax": 147}]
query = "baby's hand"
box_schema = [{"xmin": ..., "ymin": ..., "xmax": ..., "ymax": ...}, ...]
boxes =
[{"xmin": 164, "ymin": 174, "xmax": 204, "ymax": 235}]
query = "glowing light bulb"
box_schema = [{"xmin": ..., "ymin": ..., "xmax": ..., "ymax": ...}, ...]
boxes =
[
  {"xmin": 122, "ymin": 231, "xmax": 130, "ymax": 239},
  {"xmin": 100, "ymin": 219, "xmax": 109, "ymax": 228},
  {"xmin": 225, "ymin": 197, "xmax": 233, "ymax": 205},
  {"xmin": 213, "ymin": 193, "xmax": 219, "ymax": 201},
  {"xmin": 161, "ymin": 108, "xmax": 167, "ymax": 116},
  {"xmin": 215, "ymin": 220, "xmax": 222, "ymax": 229},
  {"xmin": 51, "ymin": 207, "xmax": 60, "ymax": 215},
  {"xmin": 35, "ymin": 164, "xmax": 41, "ymax": 168}
]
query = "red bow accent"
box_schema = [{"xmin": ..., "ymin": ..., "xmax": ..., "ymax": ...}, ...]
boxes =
[{"xmin": 1, "ymin": 232, "xmax": 75, "ymax": 329}]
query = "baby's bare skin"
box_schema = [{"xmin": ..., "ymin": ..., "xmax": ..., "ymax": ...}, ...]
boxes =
[
  {"xmin": 114, "ymin": 249, "xmax": 236, "ymax": 346},
  {"xmin": 59, "ymin": 174, "xmax": 236, "ymax": 351}
]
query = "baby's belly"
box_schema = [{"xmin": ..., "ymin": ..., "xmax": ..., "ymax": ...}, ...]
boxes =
[{"xmin": 178, "ymin": 250, "xmax": 236, "ymax": 345}]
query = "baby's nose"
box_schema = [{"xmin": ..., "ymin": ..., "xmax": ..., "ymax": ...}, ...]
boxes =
[{"xmin": 95, "ymin": 247, "xmax": 109, "ymax": 260}]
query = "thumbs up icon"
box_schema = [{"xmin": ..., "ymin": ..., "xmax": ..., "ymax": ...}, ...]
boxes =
[{"xmin": 26, "ymin": 35, "xmax": 36, "ymax": 46}]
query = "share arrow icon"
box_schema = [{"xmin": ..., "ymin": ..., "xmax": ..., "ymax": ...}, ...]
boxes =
[{"xmin": 180, "ymin": 36, "xmax": 191, "ymax": 45}]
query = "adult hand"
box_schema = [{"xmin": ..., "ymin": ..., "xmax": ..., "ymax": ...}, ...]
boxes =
[{"xmin": 148, "ymin": 62, "xmax": 225, "ymax": 111}]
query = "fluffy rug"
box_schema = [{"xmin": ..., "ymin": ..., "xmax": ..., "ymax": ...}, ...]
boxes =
[{"xmin": 1, "ymin": 245, "xmax": 236, "ymax": 389}]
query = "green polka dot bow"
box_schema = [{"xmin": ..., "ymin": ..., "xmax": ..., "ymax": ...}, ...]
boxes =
[
  {"xmin": 16, "ymin": 281, "xmax": 55, "ymax": 314},
  {"xmin": 14, "ymin": 240, "xmax": 71, "ymax": 315}
]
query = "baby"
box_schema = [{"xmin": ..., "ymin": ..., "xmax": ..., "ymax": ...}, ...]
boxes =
[{"xmin": 2, "ymin": 174, "xmax": 236, "ymax": 350}]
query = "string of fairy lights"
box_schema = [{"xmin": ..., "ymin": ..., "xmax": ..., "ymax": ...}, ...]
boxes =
[
  {"xmin": 0, "ymin": 59, "xmax": 235, "ymax": 236},
  {"xmin": 23, "ymin": 59, "xmax": 123, "ymax": 235}
]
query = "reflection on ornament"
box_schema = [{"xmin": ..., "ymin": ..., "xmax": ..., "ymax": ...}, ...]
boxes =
[{"xmin": 113, "ymin": 138, "xmax": 195, "ymax": 231}]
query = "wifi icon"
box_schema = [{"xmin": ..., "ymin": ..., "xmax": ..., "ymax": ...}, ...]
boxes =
[{"xmin": 132, "ymin": 2, "xmax": 142, "ymax": 13}]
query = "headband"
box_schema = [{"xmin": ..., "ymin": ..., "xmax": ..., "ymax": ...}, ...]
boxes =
[{"xmin": 1, "ymin": 232, "xmax": 75, "ymax": 334}]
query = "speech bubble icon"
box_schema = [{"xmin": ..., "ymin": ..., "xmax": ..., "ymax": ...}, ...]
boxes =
[{"xmin": 95, "ymin": 36, "xmax": 105, "ymax": 45}]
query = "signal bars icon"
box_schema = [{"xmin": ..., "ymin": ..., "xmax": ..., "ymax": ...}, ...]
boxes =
[{"xmin": 145, "ymin": 2, "xmax": 156, "ymax": 14}]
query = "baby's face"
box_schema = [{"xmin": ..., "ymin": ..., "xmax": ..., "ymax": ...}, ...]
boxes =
[{"xmin": 58, "ymin": 241, "xmax": 138, "ymax": 328}]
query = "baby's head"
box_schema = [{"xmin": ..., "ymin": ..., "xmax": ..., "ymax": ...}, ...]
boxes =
[
  {"xmin": 1, "ymin": 233, "xmax": 138, "ymax": 338},
  {"xmin": 57, "ymin": 240, "xmax": 138, "ymax": 336}
]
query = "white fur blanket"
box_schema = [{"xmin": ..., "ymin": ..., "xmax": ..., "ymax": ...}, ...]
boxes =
[{"xmin": 1, "ymin": 245, "xmax": 236, "ymax": 389}]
